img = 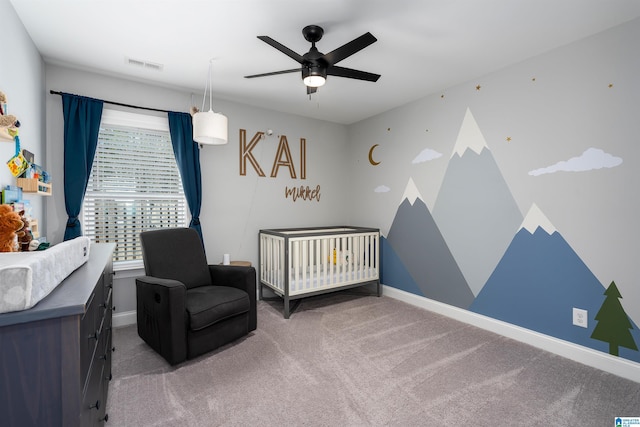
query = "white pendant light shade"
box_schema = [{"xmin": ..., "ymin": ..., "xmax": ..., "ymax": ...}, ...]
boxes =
[
  {"xmin": 193, "ymin": 109, "xmax": 228, "ymax": 145},
  {"xmin": 193, "ymin": 59, "xmax": 228, "ymax": 145}
]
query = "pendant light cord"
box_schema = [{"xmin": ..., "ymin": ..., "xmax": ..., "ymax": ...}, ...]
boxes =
[{"xmin": 200, "ymin": 59, "xmax": 214, "ymax": 113}]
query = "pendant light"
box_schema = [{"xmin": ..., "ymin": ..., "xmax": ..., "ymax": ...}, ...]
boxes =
[{"xmin": 193, "ymin": 59, "xmax": 228, "ymax": 145}]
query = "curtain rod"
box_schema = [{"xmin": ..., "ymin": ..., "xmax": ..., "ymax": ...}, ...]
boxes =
[{"xmin": 49, "ymin": 90, "xmax": 172, "ymax": 114}]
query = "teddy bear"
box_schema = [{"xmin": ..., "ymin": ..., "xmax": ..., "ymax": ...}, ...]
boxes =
[
  {"xmin": 17, "ymin": 210, "xmax": 33, "ymax": 252},
  {"xmin": 0, "ymin": 90, "xmax": 20, "ymax": 142},
  {"xmin": 0, "ymin": 204, "xmax": 25, "ymax": 252}
]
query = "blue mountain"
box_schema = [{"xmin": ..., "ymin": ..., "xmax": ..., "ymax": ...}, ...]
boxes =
[{"xmin": 471, "ymin": 227, "xmax": 640, "ymax": 363}]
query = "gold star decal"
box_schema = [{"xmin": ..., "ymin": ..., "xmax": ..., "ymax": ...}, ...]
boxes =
[
  {"xmin": 506, "ymin": 137, "xmax": 512, "ymax": 142},
  {"xmin": 609, "ymin": 83, "xmax": 614, "ymax": 88},
  {"xmin": 476, "ymin": 85, "xmax": 482, "ymax": 91}
]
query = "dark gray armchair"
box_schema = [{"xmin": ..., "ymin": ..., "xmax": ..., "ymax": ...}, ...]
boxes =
[{"xmin": 135, "ymin": 228, "xmax": 256, "ymax": 365}]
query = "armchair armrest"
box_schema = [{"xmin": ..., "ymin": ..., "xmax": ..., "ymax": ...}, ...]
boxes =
[
  {"xmin": 208, "ymin": 265, "xmax": 257, "ymax": 331},
  {"xmin": 135, "ymin": 276, "xmax": 188, "ymax": 365}
]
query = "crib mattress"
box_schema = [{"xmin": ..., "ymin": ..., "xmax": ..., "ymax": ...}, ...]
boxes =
[{"xmin": 0, "ymin": 237, "xmax": 91, "ymax": 314}]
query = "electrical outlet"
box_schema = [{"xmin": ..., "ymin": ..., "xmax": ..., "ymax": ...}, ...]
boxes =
[{"xmin": 573, "ymin": 308, "xmax": 588, "ymax": 328}]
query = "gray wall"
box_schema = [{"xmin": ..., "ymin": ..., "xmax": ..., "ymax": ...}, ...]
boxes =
[
  {"xmin": 0, "ymin": 0, "xmax": 45, "ymax": 229},
  {"xmin": 45, "ymin": 64, "xmax": 350, "ymax": 314}
]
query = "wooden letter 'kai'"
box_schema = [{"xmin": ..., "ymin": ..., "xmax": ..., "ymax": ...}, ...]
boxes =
[{"xmin": 239, "ymin": 129, "xmax": 306, "ymax": 179}]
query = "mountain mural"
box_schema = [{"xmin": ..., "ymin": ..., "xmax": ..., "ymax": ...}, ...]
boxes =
[
  {"xmin": 386, "ymin": 178, "xmax": 474, "ymax": 309},
  {"xmin": 470, "ymin": 204, "xmax": 640, "ymax": 362},
  {"xmin": 380, "ymin": 107, "xmax": 638, "ymax": 364},
  {"xmin": 432, "ymin": 108, "xmax": 522, "ymax": 296}
]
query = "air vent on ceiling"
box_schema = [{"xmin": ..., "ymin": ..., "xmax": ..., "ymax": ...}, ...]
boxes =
[{"xmin": 126, "ymin": 57, "xmax": 164, "ymax": 72}]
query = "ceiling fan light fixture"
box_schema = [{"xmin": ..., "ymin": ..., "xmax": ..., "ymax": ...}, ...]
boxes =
[
  {"xmin": 302, "ymin": 66, "xmax": 327, "ymax": 88},
  {"xmin": 193, "ymin": 59, "xmax": 228, "ymax": 145}
]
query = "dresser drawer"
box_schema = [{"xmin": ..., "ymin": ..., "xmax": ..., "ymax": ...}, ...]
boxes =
[
  {"xmin": 80, "ymin": 292, "xmax": 99, "ymax": 385},
  {"xmin": 81, "ymin": 348, "xmax": 106, "ymax": 426}
]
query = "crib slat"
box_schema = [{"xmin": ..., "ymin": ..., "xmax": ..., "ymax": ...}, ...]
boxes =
[
  {"xmin": 322, "ymin": 238, "xmax": 328, "ymax": 286},
  {"xmin": 315, "ymin": 239, "xmax": 320, "ymax": 289},
  {"xmin": 292, "ymin": 240, "xmax": 299, "ymax": 292}
]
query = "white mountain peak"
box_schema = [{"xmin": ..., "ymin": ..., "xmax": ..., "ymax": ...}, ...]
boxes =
[
  {"xmin": 402, "ymin": 177, "xmax": 422, "ymax": 206},
  {"xmin": 451, "ymin": 108, "xmax": 489, "ymax": 158},
  {"xmin": 520, "ymin": 203, "xmax": 557, "ymax": 235}
]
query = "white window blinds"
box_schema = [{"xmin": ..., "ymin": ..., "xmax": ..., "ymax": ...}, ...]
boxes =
[{"xmin": 83, "ymin": 109, "xmax": 187, "ymax": 267}]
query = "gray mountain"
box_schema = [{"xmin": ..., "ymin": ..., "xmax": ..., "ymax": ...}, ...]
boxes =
[
  {"xmin": 387, "ymin": 180, "xmax": 474, "ymax": 309},
  {"xmin": 432, "ymin": 108, "xmax": 522, "ymax": 296}
]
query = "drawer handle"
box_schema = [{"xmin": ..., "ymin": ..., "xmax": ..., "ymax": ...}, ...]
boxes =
[
  {"xmin": 101, "ymin": 413, "xmax": 109, "ymax": 423},
  {"xmin": 99, "ymin": 347, "xmax": 115, "ymax": 360},
  {"xmin": 88, "ymin": 331, "xmax": 98, "ymax": 341},
  {"xmin": 90, "ymin": 400, "xmax": 100, "ymax": 410}
]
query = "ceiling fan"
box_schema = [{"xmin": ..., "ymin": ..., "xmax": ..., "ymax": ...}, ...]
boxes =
[{"xmin": 244, "ymin": 25, "xmax": 381, "ymax": 95}]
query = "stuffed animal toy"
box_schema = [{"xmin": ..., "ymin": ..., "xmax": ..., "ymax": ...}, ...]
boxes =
[
  {"xmin": 0, "ymin": 114, "xmax": 18, "ymax": 127},
  {"xmin": 17, "ymin": 210, "xmax": 33, "ymax": 252},
  {"xmin": 0, "ymin": 204, "xmax": 25, "ymax": 252},
  {"xmin": 0, "ymin": 90, "xmax": 20, "ymax": 142}
]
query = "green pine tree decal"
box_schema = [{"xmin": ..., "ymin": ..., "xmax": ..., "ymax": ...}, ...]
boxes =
[{"xmin": 591, "ymin": 281, "xmax": 638, "ymax": 356}]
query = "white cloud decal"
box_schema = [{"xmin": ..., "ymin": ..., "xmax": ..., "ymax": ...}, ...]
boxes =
[
  {"xmin": 374, "ymin": 185, "xmax": 390, "ymax": 193},
  {"xmin": 528, "ymin": 147, "xmax": 622, "ymax": 176},
  {"xmin": 412, "ymin": 148, "xmax": 443, "ymax": 164}
]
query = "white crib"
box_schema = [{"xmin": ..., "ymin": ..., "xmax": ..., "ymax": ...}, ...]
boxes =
[{"xmin": 259, "ymin": 226, "xmax": 380, "ymax": 318}]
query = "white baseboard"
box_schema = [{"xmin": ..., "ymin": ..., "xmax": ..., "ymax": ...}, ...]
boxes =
[
  {"xmin": 382, "ymin": 285, "xmax": 640, "ymax": 384},
  {"xmin": 113, "ymin": 310, "xmax": 137, "ymax": 328}
]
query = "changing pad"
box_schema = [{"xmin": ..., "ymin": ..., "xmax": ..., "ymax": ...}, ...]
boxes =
[{"xmin": 0, "ymin": 236, "xmax": 91, "ymax": 314}]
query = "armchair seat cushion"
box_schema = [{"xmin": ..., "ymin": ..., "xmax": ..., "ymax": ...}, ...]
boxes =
[{"xmin": 186, "ymin": 285, "xmax": 250, "ymax": 331}]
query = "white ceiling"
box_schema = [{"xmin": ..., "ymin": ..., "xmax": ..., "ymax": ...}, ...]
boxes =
[{"xmin": 10, "ymin": 0, "xmax": 640, "ymax": 124}]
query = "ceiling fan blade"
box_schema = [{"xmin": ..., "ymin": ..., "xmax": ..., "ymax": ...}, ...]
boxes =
[
  {"xmin": 245, "ymin": 68, "xmax": 302, "ymax": 79},
  {"xmin": 257, "ymin": 36, "xmax": 304, "ymax": 64},
  {"xmin": 322, "ymin": 32, "xmax": 377, "ymax": 65},
  {"xmin": 327, "ymin": 65, "xmax": 380, "ymax": 82}
]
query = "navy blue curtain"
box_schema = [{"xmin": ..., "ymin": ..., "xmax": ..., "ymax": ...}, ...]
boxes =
[
  {"xmin": 167, "ymin": 111, "xmax": 204, "ymax": 243},
  {"xmin": 61, "ymin": 93, "xmax": 104, "ymax": 241}
]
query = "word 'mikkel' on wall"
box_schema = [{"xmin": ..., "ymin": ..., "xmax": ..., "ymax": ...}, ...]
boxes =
[{"xmin": 239, "ymin": 129, "xmax": 320, "ymax": 202}]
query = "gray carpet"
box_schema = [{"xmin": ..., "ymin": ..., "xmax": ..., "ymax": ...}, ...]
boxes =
[{"xmin": 106, "ymin": 291, "xmax": 640, "ymax": 426}]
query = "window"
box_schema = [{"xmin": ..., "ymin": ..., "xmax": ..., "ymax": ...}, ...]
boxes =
[{"xmin": 83, "ymin": 109, "xmax": 188, "ymax": 269}]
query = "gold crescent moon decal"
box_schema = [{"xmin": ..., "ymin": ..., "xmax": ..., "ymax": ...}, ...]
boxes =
[{"xmin": 368, "ymin": 144, "xmax": 381, "ymax": 166}]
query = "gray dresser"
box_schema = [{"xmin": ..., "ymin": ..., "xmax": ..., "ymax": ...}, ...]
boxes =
[{"xmin": 0, "ymin": 243, "xmax": 115, "ymax": 426}]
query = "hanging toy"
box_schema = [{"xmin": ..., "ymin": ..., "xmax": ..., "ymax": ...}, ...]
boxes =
[{"xmin": 6, "ymin": 130, "xmax": 28, "ymax": 177}]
